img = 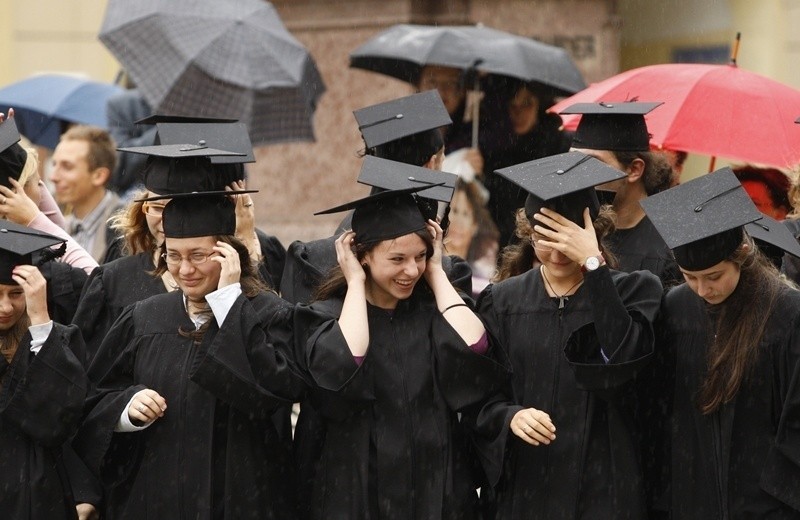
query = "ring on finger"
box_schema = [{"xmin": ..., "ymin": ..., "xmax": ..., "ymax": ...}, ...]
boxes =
[{"xmin": 138, "ymin": 405, "xmax": 146, "ymax": 413}]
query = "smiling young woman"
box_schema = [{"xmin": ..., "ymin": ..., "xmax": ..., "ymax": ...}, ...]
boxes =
[{"xmin": 296, "ymin": 185, "xmax": 508, "ymax": 519}]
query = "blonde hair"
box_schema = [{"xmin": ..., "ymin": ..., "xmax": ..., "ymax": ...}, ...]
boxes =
[{"xmin": 17, "ymin": 147, "xmax": 38, "ymax": 187}]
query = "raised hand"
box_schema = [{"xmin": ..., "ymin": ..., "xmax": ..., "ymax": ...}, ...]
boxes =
[
  {"xmin": 0, "ymin": 178, "xmax": 40, "ymax": 225},
  {"xmin": 10, "ymin": 265, "xmax": 49, "ymax": 325},
  {"xmin": 211, "ymin": 241, "xmax": 241, "ymax": 289},
  {"xmin": 335, "ymin": 230, "xmax": 366, "ymax": 286},
  {"xmin": 532, "ymin": 207, "xmax": 602, "ymax": 265}
]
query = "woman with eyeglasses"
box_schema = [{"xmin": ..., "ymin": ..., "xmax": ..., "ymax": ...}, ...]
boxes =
[
  {"xmin": 72, "ymin": 179, "xmax": 259, "ymax": 363},
  {"xmin": 74, "ymin": 193, "xmax": 305, "ymax": 519},
  {"xmin": 467, "ymin": 153, "xmax": 662, "ymax": 519}
]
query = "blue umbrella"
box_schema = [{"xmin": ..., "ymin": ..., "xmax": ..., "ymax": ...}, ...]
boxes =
[{"xmin": 0, "ymin": 74, "xmax": 124, "ymax": 148}]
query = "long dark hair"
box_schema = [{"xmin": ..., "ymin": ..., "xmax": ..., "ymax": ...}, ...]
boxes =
[
  {"xmin": 154, "ymin": 234, "xmax": 268, "ymax": 342},
  {"xmin": 697, "ymin": 238, "xmax": 785, "ymax": 414},
  {"xmin": 0, "ymin": 313, "xmax": 29, "ymax": 366},
  {"xmin": 453, "ymin": 179, "xmax": 500, "ymax": 264},
  {"xmin": 495, "ymin": 206, "xmax": 617, "ymax": 282},
  {"xmin": 313, "ymin": 230, "xmax": 434, "ymax": 302}
]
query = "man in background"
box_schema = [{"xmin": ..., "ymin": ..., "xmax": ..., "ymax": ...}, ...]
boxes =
[{"xmin": 50, "ymin": 125, "xmax": 124, "ymax": 261}]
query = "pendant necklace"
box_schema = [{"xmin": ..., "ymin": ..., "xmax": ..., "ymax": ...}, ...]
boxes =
[{"xmin": 540, "ymin": 265, "xmax": 584, "ymax": 310}]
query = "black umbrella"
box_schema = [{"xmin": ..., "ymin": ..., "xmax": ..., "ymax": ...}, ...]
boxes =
[
  {"xmin": 99, "ymin": 0, "xmax": 326, "ymax": 146},
  {"xmin": 350, "ymin": 24, "xmax": 586, "ymax": 95}
]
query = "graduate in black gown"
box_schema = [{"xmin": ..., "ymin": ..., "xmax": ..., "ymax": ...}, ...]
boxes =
[
  {"xmin": 294, "ymin": 179, "xmax": 509, "ymax": 519},
  {"xmin": 73, "ymin": 135, "xmax": 277, "ymax": 364},
  {"xmin": 641, "ymin": 169, "xmax": 800, "ymax": 519},
  {"xmin": 479, "ymin": 80, "xmax": 571, "ymax": 246},
  {"xmin": 561, "ymin": 102, "xmax": 681, "ymax": 287},
  {"xmin": 0, "ymin": 224, "xmax": 88, "ymax": 519},
  {"xmin": 73, "ymin": 193, "xmax": 305, "ymax": 519},
  {"xmin": 101, "ymin": 118, "xmax": 287, "ymax": 289},
  {"xmin": 281, "ymin": 90, "xmax": 471, "ymax": 306},
  {"xmin": 470, "ymin": 152, "xmax": 662, "ymax": 519},
  {"xmin": 287, "ymin": 136, "xmax": 472, "ymax": 518}
]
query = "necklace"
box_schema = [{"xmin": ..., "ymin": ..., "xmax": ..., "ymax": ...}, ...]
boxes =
[{"xmin": 540, "ymin": 265, "xmax": 584, "ymax": 310}]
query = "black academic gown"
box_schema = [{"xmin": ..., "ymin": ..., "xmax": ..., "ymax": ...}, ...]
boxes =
[
  {"xmin": 39, "ymin": 261, "xmax": 88, "ymax": 326},
  {"xmin": 72, "ymin": 252, "xmax": 165, "ymax": 364},
  {"xmin": 72, "ymin": 290, "xmax": 306, "ymax": 520},
  {"xmin": 0, "ymin": 324, "xmax": 88, "ymax": 520},
  {"xmin": 282, "ymin": 236, "xmax": 475, "ymax": 520},
  {"xmin": 781, "ymin": 219, "xmax": 800, "ymax": 285},
  {"xmin": 657, "ymin": 284, "xmax": 800, "ymax": 519},
  {"xmin": 603, "ymin": 215, "xmax": 682, "ymax": 288},
  {"xmin": 472, "ymin": 266, "xmax": 661, "ymax": 520},
  {"xmin": 294, "ymin": 286, "xmax": 509, "ymax": 520}
]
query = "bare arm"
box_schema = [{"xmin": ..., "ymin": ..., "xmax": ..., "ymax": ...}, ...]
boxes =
[
  {"xmin": 335, "ymin": 231, "xmax": 369, "ymax": 357},
  {"xmin": 424, "ymin": 220, "xmax": 485, "ymax": 345}
]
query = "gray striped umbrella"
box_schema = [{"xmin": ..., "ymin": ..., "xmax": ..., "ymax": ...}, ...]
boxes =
[{"xmin": 100, "ymin": 0, "xmax": 325, "ymax": 146}]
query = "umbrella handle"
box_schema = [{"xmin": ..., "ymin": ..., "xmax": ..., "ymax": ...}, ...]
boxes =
[
  {"xmin": 708, "ymin": 156, "xmax": 717, "ymax": 173},
  {"xmin": 471, "ymin": 101, "xmax": 480, "ymax": 149},
  {"xmin": 730, "ymin": 32, "xmax": 741, "ymax": 66}
]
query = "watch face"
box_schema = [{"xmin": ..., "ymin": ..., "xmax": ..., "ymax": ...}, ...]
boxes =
[{"xmin": 585, "ymin": 256, "xmax": 600, "ymax": 270}]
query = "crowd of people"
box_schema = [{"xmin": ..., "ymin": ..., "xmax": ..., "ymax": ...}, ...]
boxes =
[{"xmin": 1, "ymin": 63, "xmax": 800, "ymax": 520}]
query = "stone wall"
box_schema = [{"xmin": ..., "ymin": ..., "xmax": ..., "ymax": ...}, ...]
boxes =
[{"xmin": 235, "ymin": 0, "xmax": 619, "ymax": 245}]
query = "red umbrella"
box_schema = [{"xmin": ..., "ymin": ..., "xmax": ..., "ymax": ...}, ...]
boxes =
[{"xmin": 550, "ymin": 63, "xmax": 800, "ymax": 169}]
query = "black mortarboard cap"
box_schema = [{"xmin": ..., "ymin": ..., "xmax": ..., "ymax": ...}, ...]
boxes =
[
  {"xmin": 159, "ymin": 192, "xmax": 237, "ymax": 238},
  {"xmin": 354, "ymin": 90, "xmax": 451, "ymax": 149},
  {"xmin": 135, "ymin": 114, "xmax": 238, "ymax": 125},
  {"xmin": 154, "ymin": 121, "xmax": 254, "ymax": 164},
  {"xmin": 0, "ymin": 118, "xmax": 28, "ymax": 189},
  {"xmin": 494, "ymin": 151, "xmax": 626, "ymax": 226},
  {"xmin": 315, "ymin": 186, "xmax": 434, "ymax": 244},
  {"xmin": 357, "ymin": 156, "xmax": 456, "ymax": 203},
  {"xmin": 0, "ymin": 221, "xmax": 65, "ymax": 285},
  {"xmin": 118, "ymin": 144, "xmax": 245, "ymax": 195},
  {"xmin": 746, "ymin": 215, "xmax": 800, "ymax": 267},
  {"xmin": 640, "ymin": 167, "xmax": 762, "ymax": 271},
  {"xmin": 561, "ymin": 101, "xmax": 663, "ymax": 152}
]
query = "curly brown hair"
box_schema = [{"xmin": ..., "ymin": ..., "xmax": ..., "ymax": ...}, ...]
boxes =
[
  {"xmin": 494, "ymin": 206, "xmax": 618, "ymax": 282},
  {"xmin": 108, "ymin": 190, "xmax": 159, "ymax": 256}
]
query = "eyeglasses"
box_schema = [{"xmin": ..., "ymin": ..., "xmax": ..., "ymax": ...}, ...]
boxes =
[
  {"xmin": 162, "ymin": 251, "xmax": 218, "ymax": 266},
  {"xmin": 143, "ymin": 202, "xmax": 167, "ymax": 217}
]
